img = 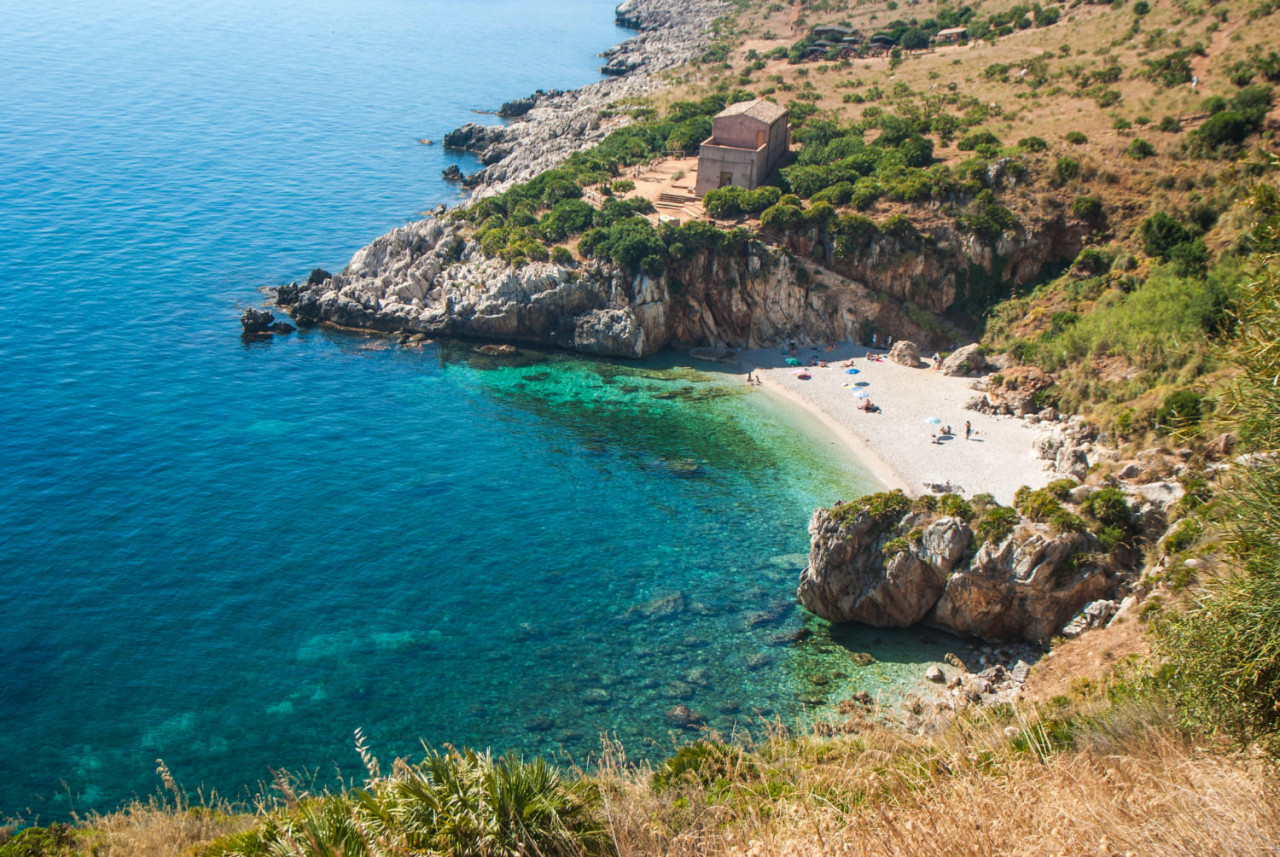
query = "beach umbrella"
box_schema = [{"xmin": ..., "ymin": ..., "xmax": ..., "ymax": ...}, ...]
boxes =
[
  {"xmin": 924, "ymin": 416, "xmax": 942, "ymax": 424},
  {"xmin": 791, "ymin": 369, "xmax": 808, "ymax": 376},
  {"xmin": 785, "ymin": 357, "xmax": 801, "ymax": 366},
  {"xmin": 845, "ymin": 368, "xmax": 860, "ymax": 375},
  {"xmin": 852, "ymin": 390, "xmax": 870, "ymax": 399}
]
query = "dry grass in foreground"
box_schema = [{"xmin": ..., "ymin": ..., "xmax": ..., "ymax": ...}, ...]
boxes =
[{"xmin": 597, "ymin": 704, "xmax": 1280, "ymax": 857}]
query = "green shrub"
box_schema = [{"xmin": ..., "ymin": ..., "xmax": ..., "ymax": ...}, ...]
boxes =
[
  {"xmin": 1081, "ymin": 487, "xmax": 1133, "ymax": 538},
  {"xmin": 1139, "ymin": 212, "xmax": 1193, "ymax": 259},
  {"xmin": 0, "ymin": 824, "xmax": 78, "ymax": 857},
  {"xmin": 1052, "ymin": 156, "xmax": 1081, "ymax": 186},
  {"xmin": 1127, "ymin": 137, "xmax": 1157, "ymax": 159},
  {"xmin": 1162, "ymin": 517, "xmax": 1202, "ymax": 554},
  {"xmin": 1071, "ymin": 196, "xmax": 1104, "ymax": 220},
  {"xmin": 938, "ymin": 493, "xmax": 975, "ymax": 521},
  {"xmin": 831, "ymin": 490, "xmax": 912, "ymax": 535},
  {"xmin": 1050, "ymin": 509, "xmax": 1088, "ymax": 534},
  {"xmin": 1017, "ymin": 135, "xmax": 1049, "ymax": 151},
  {"xmin": 550, "ymin": 245, "xmax": 573, "ymax": 266},
  {"xmin": 652, "ymin": 741, "xmax": 750, "ymax": 791},
  {"xmin": 1158, "ymin": 115, "xmax": 1182, "ymax": 133},
  {"xmin": 1014, "ymin": 486, "xmax": 1064, "ymax": 522},
  {"xmin": 976, "ymin": 505, "xmax": 1020, "ymax": 545},
  {"xmin": 760, "ymin": 201, "xmax": 805, "ymax": 231},
  {"xmin": 1155, "ymin": 389, "xmax": 1204, "ymax": 430},
  {"xmin": 958, "ymin": 129, "xmax": 1002, "ymax": 150},
  {"xmin": 883, "ymin": 536, "xmax": 911, "ymax": 557},
  {"xmin": 1045, "ymin": 479, "xmax": 1078, "ymax": 500},
  {"xmin": 1065, "ymin": 131, "xmax": 1088, "ymax": 144}
]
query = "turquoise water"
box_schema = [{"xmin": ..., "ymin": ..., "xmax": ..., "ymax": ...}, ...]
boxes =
[{"xmin": 0, "ymin": 0, "xmax": 959, "ymax": 817}]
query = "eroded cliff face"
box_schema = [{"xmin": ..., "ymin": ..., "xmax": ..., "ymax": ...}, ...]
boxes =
[
  {"xmin": 797, "ymin": 503, "xmax": 1121, "ymax": 645},
  {"xmin": 777, "ymin": 215, "xmax": 1084, "ymax": 314},
  {"xmin": 275, "ymin": 212, "xmax": 1082, "ymax": 357}
]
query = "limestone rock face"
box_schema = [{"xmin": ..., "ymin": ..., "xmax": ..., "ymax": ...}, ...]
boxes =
[
  {"xmin": 931, "ymin": 530, "xmax": 1113, "ymax": 645},
  {"xmin": 941, "ymin": 343, "xmax": 987, "ymax": 376},
  {"xmin": 888, "ymin": 340, "xmax": 922, "ymax": 367},
  {"xmin": 800, "ymin": 502, "xmax": 1120, "ymax": 645},
  {"xmin": 798, "ymin": 508, "xmax": 969, "ymax": 627}
]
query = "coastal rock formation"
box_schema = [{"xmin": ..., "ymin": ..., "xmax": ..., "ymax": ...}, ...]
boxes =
[
  {"xmin": 240, "ymin": 308, "xmax": 295, "ymax": 336},
  {"xmin": 798, "ymin": 509, "xmax": 967, "ymax": 626},
  {"xmin": 930, "ymin": 529, "xmax": 1113, "ymax": 644},
  {"xmin": 799, "ymin": 498, "xmax": 1122, "ymax": 645},
  {"xmin": 275, "ymin": 216, "xmax": 931, "ymax": 357}
]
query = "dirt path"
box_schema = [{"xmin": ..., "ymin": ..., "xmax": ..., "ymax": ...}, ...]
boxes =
[{"xmin": 1191, "ymin": 25, "xmax": 1231, "ymax": 89}]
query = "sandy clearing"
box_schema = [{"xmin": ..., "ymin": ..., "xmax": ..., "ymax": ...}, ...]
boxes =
[{"xmin": 736, "ymin": 344, "xmax": 1058, "ymax": 506}]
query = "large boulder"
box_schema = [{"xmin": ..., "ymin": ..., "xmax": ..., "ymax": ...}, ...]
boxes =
[
  {"xmin": 240, "ymin": 308, "xmax": 274, "ymax": 334},
  {"xmin": 941, "ymin": 344, "xmax": 987, "ymax": 376},
  {"xmin": 798, "ymin": 507, "xmax": 970, "ymax": 627},
  {"xmin": 930, "ymin": 530, "xmax": 1113, "ymax": 645},
  {"xmin": 888, "ymin": 340, "xmax": 922, "ymax": 367}
]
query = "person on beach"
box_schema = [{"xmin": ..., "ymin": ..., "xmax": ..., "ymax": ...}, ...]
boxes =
[
  {"xmin": 745, "ymin": 371, "xmax": 753, "ymax": 384},
  {"xmin": 965, "ymin": 420, "xmax": 972, "ymax": 440}
]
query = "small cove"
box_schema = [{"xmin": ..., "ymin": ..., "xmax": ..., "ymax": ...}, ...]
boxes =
[{"xmin": 0, "ymin": 0, "xmax": 961, "ymax": 816}]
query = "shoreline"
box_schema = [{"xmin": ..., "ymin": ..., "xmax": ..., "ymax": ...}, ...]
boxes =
[
  {"xmin": 734, "ymin": 345, "xmax": 1057, "ymax": 505},
  {"xmin": 753, "ymin": 373, "xmax": 911, "ymax": 496}
]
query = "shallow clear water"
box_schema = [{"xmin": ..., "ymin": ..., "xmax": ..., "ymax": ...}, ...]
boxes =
[{"xmin": 0, "ymin": 0, "xmax": 959, "ymax": 817}]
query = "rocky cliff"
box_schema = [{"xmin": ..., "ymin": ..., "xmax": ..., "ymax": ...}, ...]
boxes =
[
  {"xmin": 275, "ymin": 217, "xmax": 922, "ymax": 356},
  {"xmin": 797, "ymin": 494, "xmax": 1127, "ymax": 645}
]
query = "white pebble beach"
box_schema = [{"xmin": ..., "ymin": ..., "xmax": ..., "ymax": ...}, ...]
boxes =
[{"xmin": 737, "ymin": 344, "xmax": 1057, "ymax": 505}]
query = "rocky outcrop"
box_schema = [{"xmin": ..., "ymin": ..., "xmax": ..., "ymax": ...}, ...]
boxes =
[
  {"xmin": 275, "ymin": 216, "xmax": 937, "ymax": 357},
  {"xmin": 930, "ymin": 529, "xmax": 1113, "ymax": 644},
  {"xmin": 941, "ymin": 343, "xmax": 987, "ymax": 376},
  {"xmin": 888, "ymin": 340, "xmax": 922, "ymax": 367},
  {"xmin": 798, "ymin": 508, "xmax": 967, "ymax": 626},
  {"xmin": 799, "ymin": 499, "xmax": 1124, "ymax": 645},
  {"xmin": 240, "ymin": 308, "xmax": 294, "ymax": 336}
]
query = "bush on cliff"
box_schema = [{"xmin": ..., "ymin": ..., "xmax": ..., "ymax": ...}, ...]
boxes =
[
  {"xmin": 1155, "ymin": 185, "xmax": 1280, "ymax": 746},
  {"xmin": 578, "ymin": 218, "xmax": 667, "ymax": 275},
  {"xmin": 830, "ymin": 490, "xmax": 912, "ymax": 537}
]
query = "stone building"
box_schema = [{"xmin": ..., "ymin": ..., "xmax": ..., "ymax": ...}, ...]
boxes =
[{"xmin": 693, "ymin": 100, "xmax": 790, "ymax": 197}]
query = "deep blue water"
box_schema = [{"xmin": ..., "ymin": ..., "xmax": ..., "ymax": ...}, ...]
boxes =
[{"xmin": 0, "ymin": 0, "xmax": 958, "ymax": 818}]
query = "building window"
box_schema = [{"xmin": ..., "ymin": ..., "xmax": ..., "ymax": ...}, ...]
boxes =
[{"xmin": 719, "ymin": 171, "xmax": 734, "ymax": 188}]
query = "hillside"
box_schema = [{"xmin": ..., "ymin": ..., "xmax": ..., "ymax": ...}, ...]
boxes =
[{"xmin": 10, "ymin": 0, "xmax": 1280, "ymax": 854}]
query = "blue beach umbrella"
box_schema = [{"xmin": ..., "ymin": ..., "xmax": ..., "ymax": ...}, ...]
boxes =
[
  {"xmin": 852, "ymin": 390, "xmax": 870, "ymax": 399},
  {"xmin": 924, "ymin": 416, "xmax": 942, "ymax": 425},
  {"xmin": 845, "ymin": 368, "xmax": 860, "ymax": 375}
]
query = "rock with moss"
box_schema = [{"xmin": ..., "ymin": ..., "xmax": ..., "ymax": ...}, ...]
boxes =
[
  {"xmin": 801, "ymin": 492, "xmax": 1125, "ymax": 645},
  {"xmin": 798, "ymin": 496, "xmax": 969, "ymax": 627}
]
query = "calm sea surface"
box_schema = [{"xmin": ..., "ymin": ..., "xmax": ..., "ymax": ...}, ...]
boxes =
[{"xmin": 0, "ymin": 0, "xmax": 957, "ymax": 816}]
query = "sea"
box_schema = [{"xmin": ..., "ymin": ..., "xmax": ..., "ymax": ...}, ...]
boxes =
[{"xmin": 0, "ymin": 0, "xmax": 959, "ymax": 818}]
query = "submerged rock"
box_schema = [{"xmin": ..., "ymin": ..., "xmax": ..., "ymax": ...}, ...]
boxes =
[{"xmin": 665, "ymin": 704, "xmax": 706, "ymax": 729}]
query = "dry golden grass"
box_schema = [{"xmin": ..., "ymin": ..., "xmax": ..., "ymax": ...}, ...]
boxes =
[
  {"xmin": 596, "ymin": 705, "xmax": 1280, "ymax": 857},
  {"xmin": 63, "ymin": 762, "xmax": 254, "ymax": 856}
]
